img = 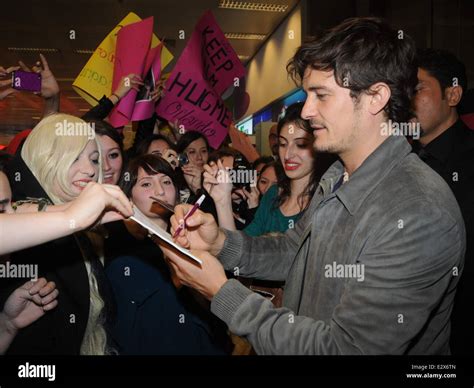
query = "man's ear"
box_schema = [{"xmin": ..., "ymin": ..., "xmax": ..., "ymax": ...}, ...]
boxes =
[
  {"xmin": 367, "ymin": 82, "xmax": 391, "ymax": 116},
  {"xmin": 445, "ymin": 85, "xmax": 463, "ymax": 107}
]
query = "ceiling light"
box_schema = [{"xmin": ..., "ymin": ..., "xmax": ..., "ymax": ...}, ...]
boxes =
[
  {"xmin": 219, "ymin": 0, "xmax": 288, "ymax": 12},
  {"xmin": 73, "ymin": 49, "xmax": 94, "ymax": 55},
  {"xmin": 8, "ymin": 47, "xmax": 59, "ymax": 53},
  {"xmin": 238, "ymin": 55, "xmax": 250, "ymax": 60},
  {"xmin": 225, "ymin": 33, "xmax": 266, "ymax": 40}
]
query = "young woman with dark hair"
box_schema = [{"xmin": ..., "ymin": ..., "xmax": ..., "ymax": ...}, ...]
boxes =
[
  {"xmin": 104, "ymin": 154, "xmax": 229, "ymax": 355},
  {"xmin": 204, "ymin": 102, "xmax": 334, "ymax": 236},
  {"xmin": 134, "ymin": 134, "xmax": 179, "ymax": 168},
  {"xmin": 87, "ymin": 120, "xmax": 125, "ymax": 186},
  {"xmin": 175, "ymin": 131, "xmax": 211, "ymax": 196}
]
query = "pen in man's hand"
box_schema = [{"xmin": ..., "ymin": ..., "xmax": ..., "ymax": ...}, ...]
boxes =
[{"xmin": 173, "ymin": 194, "xmax": 206, "ymax": 238}]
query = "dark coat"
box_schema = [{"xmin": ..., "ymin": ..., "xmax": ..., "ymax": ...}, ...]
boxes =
[
  {"xmin": 413, "ymin": 119, "xmax": 474, "ymax": 355},
  {"xmin": 104, "ymin": 221, "xmax": 229, "ymax": 355},
  {"xmin": 1, "ymin": 152, "xmax": 102, "ymax": 354}
]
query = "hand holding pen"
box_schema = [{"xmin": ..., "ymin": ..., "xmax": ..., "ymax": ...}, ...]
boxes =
[
  {"xmin": 169, "ymin": 200, "xmax": 226, "ymax": 257},
  {"xmin": 172, "ymin": 194, "xmax": 206, "ymax": 238}
]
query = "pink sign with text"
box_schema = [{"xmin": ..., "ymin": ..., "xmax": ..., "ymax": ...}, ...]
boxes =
[{"xmin": 156, "ymin": 11, "xmax": 246, "ymax": 148}]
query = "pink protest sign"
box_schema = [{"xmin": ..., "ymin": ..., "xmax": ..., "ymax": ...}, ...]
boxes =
[
  {"xmin": 109, "ymin": 17, "xmax": 154, "ymax": 127},
  {"xmin": 156, "ymin": 10, "xmax": 246, "ymax": 149}
]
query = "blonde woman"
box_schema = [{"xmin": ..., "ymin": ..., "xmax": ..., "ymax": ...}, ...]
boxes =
[{"xmin": 1, "ymin": 114, "xmax": 115, "ymax": 355}]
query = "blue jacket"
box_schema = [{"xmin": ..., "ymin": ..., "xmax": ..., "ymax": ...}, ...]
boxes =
[{"xmin": 104, "ymin": 221, "xmax": 228, "ymax": 355}]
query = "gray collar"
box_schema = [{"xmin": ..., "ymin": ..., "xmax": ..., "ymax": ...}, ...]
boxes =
[{"xmin": 318, "ymin": 135, "xmax": 412, "ymax": 215}]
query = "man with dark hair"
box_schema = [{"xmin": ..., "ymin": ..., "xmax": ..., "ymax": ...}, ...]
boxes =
[
  {"xmin": 159, "ymin": 18, "xmax": 465, "ymax": 354},
  {"xmin": 413, "ymin": 48, "xmax": 474, "ymax": 355}
]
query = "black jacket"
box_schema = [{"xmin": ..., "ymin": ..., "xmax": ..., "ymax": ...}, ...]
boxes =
[
  {"xmin": 1, "ymin": 153, "xmax": 105, "ymax": 354},
  {"xmin": 413, "ymin": 119, "xmax": 474, "ymax": 355}
]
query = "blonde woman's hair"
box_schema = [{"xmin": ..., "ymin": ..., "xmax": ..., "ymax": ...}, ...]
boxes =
[
  {"xmin": 21, "ymin": 113, "xmax": 110, "ymax": 355},
  {"xmin": 21, "ymin": 113, "xmax": 102, "ymax": 204}
]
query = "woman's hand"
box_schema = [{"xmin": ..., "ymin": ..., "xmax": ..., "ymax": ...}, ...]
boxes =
[
  {"xmin": 181, "ymin": 164, "xmax": 204, "ymax": 193},
  {"xmin": 162, "ymin": 149, "xmax": 178, "ymax": 169},
  {"xmin": 18, "ymin": 54, "xmax": 59, "ymax": 99},
  {"xmin": 0, "ymin": 65, "xmax": 19, "ymax": 100},
  {"xmin": 65, "ymin": 182, "xmax": 133, "ymax": 228},
  {"xmin": 234, "ymin": 185, "xmax": 260, "ymax": 209},
  {"xmin": 112, "ymin": 73, "xmax": 144, "ymax": 103},
  {"xmin": 1, "ymin": 278, "xmax": 58, "ymax": 333},
  {"xmin": 203, "ymin": 160, "xmax": 232, "ymax": 205}
]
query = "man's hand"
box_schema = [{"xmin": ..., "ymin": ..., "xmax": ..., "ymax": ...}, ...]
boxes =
[
  {"xmin": 159, "ymin": 245, "xmax": 227, "ymax": 300},
  {"xmin": 1, "ymin": 278, "xmax": 58, "ymax": 334},
  {"xmin": 171, "ymin": 204, "xmax": 226, "ymax": 256}
]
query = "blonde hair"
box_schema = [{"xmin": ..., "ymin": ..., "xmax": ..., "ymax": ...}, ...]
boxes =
[
  {"xmin": 80, "ymin": 259, "xmax": 116, "ymax": 355},
  {"xmin": 21, "ymin": 113, "xmax": 102, "ymax": 204},
  {"xmin": 21, "ymin": 113, "xmax": 109, "ymax": 355}
]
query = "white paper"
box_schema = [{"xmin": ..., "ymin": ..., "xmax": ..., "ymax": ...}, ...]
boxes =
[{"xmin": 130, "ymin": 205, "xmax": 203, "ymax": 265}]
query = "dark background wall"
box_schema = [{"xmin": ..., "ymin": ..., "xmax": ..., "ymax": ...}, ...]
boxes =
[{"xmin": 303, "ymin": 0, "xmax": 474, "ymax": 88}]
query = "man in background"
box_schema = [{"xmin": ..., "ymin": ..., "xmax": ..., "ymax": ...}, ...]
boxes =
[{"xmin": 412, "ymin": 48, "xmax": 474, "ymax": 355}]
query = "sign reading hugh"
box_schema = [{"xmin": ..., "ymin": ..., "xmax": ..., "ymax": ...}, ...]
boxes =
[{"xmin": 156, "ymin": 11, "xmax": 247, "ymax": 149}]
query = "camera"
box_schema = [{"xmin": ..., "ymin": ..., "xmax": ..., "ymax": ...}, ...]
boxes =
[
  {"xmin": 232, "ymin": 154, "xmax": 253, "ymax": 191},
  {"xmin": 178, "ymin": 153, "xmax": 189, "ymax": 167}
]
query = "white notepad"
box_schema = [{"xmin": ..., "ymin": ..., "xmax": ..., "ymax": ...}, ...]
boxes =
[{"xmin": 130, "ymin": 205, "xmax": 203, "ymax": 265}]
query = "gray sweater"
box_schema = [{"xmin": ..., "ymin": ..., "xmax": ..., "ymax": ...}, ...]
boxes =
[{"xmin": 210, "ymin": 135, "xmax": 465, "ymax": 355}]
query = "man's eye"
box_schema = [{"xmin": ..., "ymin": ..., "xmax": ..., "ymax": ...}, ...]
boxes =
[
  {"xmin": 141, "ymin": 182, "xmax": 151, "ymax": 188},
  {"xmin": 163, "ymin": 180, "xmax": 172, "ymax": 185}
]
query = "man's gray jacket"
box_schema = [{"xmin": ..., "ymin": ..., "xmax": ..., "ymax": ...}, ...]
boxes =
[{"xmin": 210, "ymin": 135, "xmax": 466, "ymax": 355}]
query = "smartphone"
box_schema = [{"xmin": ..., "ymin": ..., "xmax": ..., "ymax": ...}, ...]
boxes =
[{"xmin": 11, "ymin": 70, "xmax": 41, "ymax": 93}]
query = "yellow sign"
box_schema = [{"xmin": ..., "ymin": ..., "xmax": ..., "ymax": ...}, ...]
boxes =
[{"xmin": 73, "ymin": 12, "xmax": 173, "ymax": 106}]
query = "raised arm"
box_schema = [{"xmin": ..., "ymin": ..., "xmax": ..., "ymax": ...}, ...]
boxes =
[{"xmin": 0, "ymin": 182, "xmax": 132, "ymax": 256}]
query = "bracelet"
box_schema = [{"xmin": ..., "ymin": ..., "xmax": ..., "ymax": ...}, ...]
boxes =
[
  {"xmin": 12, "ymin": 197, "xmax": 51, "ymax": 212},
  {"xmin": 110, "ymin": 93, "xmax": 120, "ymax": 102}
]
